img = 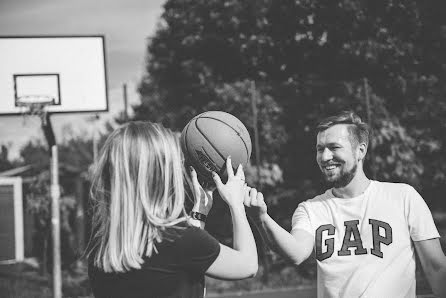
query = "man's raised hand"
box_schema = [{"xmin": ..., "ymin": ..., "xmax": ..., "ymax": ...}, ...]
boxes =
[{"xmin": 244, "ymin": 187, "xmax": 268, "ymax": 221}]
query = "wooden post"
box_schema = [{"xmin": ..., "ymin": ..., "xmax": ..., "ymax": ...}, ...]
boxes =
[
  {"xmin": 93, "ymin": 127, "xmax": 99, "ymax": 163},
  {"xmin": 75, "ymin": 178, "xmax": 85, "ymax": 253},
  {"xmin": 123, "ymin": 83, "xmax": 128, "ymax": 122},
  {"xmin": 250, "ymin": 81, "xmax": 261, "ymax": 185},
  {"xmin": 363, "ymin": 78, "xmax": 376, "ymax": 179},
  {"xmin": 51, "ymin": 145, "xmax": 61, "ymax": 298},
  {"xmin": 250, "ymin": 80, "xmax": 271, "ymax": 283}
]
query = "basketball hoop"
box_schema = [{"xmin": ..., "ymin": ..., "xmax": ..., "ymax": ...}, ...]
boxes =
[
  {"xmin": 0, "ymin": 36, "xmax": 108, "ymax": 298},
  {"xmin": 16, "ymin": 95, "xmax": 55, "ymax": 125}
]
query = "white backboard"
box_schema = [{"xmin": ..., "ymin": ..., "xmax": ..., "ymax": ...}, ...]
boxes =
[{"xmin": 0, "ymin": 36, "xmax": 108, "ymax": 115}]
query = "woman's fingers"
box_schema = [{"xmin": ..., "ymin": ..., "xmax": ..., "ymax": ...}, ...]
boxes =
[
  {"xmin": 189, "ymin": 166, "xmax": 201, "ymax": 194},
  {"xmin": 235, "ymin": 163, "xmax": 245, "ymax": 181},
  {"xmin": 226, "ymin": 156, "xmax": 234, "ymax": 178},
  {"xmin": 189, "ymin": 165, "xmax": 197, "ymax": 181},
  {"xmin": 212, "ymin": 171, "xmax": 223, "ymax": 189}
]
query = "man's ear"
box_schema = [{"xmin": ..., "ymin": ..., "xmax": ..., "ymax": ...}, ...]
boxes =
[{"xmin": 357, "ymin": 142, "xmax": 367, "ymax": 161}]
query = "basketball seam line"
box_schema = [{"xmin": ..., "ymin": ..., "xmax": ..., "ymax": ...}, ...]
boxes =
[
  {"xmin": 183, "ymin": 121, "xmax": 191, "ymax": 160},
  {"xmin": 198, "ymin": 116, "xmax": 250, "ymax": 165},
  {"xmin": 186, "ymin": 120, "xmax": 219, "ymax": 174},
  {"xmin": 194, "ymin": 120, "xmax": 226, "ymax": 167}
]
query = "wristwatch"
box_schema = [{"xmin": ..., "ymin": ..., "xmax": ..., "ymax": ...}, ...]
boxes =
[{"xmin": 190, "ymin": 211, "xmax": 207, "ymax": 222}]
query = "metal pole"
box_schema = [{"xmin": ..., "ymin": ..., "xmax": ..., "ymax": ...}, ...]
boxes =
[
  {"xmin": 51, "ymin": 145, "xmax": 61, "ymax": 298},
  {"xmin": 42, "ymin": 112, "xmax": 56, "ymax": 148}
]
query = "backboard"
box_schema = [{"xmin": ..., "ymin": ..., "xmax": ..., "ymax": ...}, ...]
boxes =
[{"xmin": 0, "ymin": 36, "xmax": 108, "ymax": 115}]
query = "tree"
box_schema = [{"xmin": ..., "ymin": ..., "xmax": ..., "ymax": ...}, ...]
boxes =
[
  {"xmin": 17, "ymin": 125, "xmax": 116, "ymax": 273},
  {"xmin": 24, "ymin": 171, "xmax": 77, "ymax": 275},
  {"xmin": 0, "ymin": 145, "xmax": 15, "ymax": 172},
  {"xmin": 137, "ymin": 0, "xmax": 446, "ymax": 199},
  {"xmin": 135, "ymin": 0, "xmax": 446, "ymax": 281}
]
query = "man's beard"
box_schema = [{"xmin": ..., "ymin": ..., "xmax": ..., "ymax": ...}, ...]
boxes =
[{"xmin": 323, "ymin": 163, "xmax": 358, "ymax": 188}]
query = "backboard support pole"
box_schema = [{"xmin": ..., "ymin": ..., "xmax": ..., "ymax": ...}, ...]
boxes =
[
  {"xmin": 42, "ymin": 113, "xmax": 56, "ymax": 148},
  {"xmin": 42, "ymin": 113, "xmax": 61, "ymax": 298},
  {"xmin": 50, "ymin": 145, "xmax": 61, "ymax": 298}
]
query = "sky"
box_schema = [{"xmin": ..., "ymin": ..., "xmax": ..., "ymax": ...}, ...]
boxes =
[{"xmin": 0, "ymin": 0, "xmax": 165, "ymax": 159}]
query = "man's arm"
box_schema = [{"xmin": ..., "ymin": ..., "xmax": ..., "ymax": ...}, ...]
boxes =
[
  {"xmin": 245, "ymin": 190, "xmax": 314, "ymax": 266},
  {"xmin": 253, "ymin": 214, "xmax": 313, "ymax": 265},
  {"xmin": 414, "ymin": 238, "xmax": 446, "ymax": 297}
]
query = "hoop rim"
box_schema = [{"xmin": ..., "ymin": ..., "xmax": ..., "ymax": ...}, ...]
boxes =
[{"xmin": 15, "ymin": 95, "xmax": 55, "ymax": 107}]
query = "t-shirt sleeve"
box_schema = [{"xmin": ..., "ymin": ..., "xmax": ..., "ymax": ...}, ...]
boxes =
[
  {"xmin": 405, "ymin": 185, "xmax": 440, "ymax": 241},
  {"xmin": 178, "ymin": 227, "xmax": 221, "ymax": 274},
  {"xmin": 291, "ymin": 202, "xmax": 314, "ymax": 237}
]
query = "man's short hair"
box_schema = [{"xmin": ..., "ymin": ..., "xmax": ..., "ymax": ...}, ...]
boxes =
[{"xmin": 316, "ymin": 111, "xmax": 370, "ymax": 147}]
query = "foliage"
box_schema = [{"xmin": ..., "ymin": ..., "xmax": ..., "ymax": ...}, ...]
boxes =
[
  {"xmin": 137, "ymin": 0, "xmax": 446, "ymax": 206},
  {"xmin": 331, "ymin": 80, "xmax": 425, "ymax": 186},
  {"xmin": 245, "ymin": 162, "xmax": 284, "ymax": 189},
  {"xmin": 19, "ymin": 142, "xmax": 49, "ymax": 171},
  {"xmin": 1, "ymin": 0, "xmax": 444, "ymax": 294},
  {"xmin": 24, "ymin": 171, "xmax": 78, "ymax": 274},
  {"xmin": 0, "ymin": 145, "xmax": 16, "ymax": 172},
  {"xmin": 133, "ymin": 2, "xmax": 446, "ymax": 281},
  {"xmin": 211, "ymin": 80, "xmax": 288, "ymax": 164},
  {"xmin": 16, "ymin": 122, "xmax": 122, "ymax": 270}
]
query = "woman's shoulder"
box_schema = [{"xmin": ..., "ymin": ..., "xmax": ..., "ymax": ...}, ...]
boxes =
[
  {"xmin": 162, "ymin": 222, "xmax": 214, "ymax": 244},
  {"xmin": 136, "ymin": 224, "xmax": 219, "ymax": 271}
]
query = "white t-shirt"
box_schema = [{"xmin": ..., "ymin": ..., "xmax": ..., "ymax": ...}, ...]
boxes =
[{"xmin": 291, "ymin": 181, "xmax": 440, "ymax": 298}]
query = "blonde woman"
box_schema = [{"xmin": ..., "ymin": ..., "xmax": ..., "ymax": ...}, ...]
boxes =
[{"xmin": 87, "ymin": 121, "xmax": 258, "ymax": 298}]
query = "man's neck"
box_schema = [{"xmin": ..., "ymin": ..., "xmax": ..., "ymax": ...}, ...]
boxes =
[{"xmin": 332, "ymin": 172, "xmax": 371, "ymax": 199}]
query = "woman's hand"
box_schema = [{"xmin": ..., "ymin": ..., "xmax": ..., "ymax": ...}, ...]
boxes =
[
  {"xmin": 189, "ymin": 166, "xmax": 214, "ymax": 216},
  {"xmin": 212, "ymin": 156, "xmax": 246, "ymax": 208},
  {"xmin": 205, "ymin": 157, "xmax": 259, "ymax": 280}
]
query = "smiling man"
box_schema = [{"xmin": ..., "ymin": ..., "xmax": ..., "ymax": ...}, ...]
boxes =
[
  {"xmin": 316, "ymin": 117, "xmax": 364, "ymax": 191},
  {"xmin": 245, "ymin": 111, "xmax": 446, "ymax": 297}
]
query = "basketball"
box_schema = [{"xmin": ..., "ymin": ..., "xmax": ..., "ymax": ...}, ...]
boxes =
[{"xmin": 181, "ymin": 111, "xmax": 252, "ymax": 181}]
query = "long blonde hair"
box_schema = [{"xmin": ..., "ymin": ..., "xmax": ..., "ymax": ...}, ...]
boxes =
[{"xmin": 88, "ymin": 121, "xmax": 187, "ymax": 272}]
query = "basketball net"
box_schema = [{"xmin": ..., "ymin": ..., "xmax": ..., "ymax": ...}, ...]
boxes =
[{"xmin": 17, "ymin": 95, "xmax": 54, "ymax": 126}]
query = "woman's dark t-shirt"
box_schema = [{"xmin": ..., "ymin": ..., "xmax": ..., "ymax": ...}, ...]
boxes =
[{"xmin": 88, "ymin": 226, "xmax": 220, "ymax": 298}]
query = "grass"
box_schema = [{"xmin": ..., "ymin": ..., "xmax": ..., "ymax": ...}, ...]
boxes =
[{"xmin": 0, "ymin": 278, "xmax": 52, "ymax": 298}]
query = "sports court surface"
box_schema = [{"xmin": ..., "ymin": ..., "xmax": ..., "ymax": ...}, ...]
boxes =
[
  {"xmin": 208, "ymin": 287, "xmax": 316, "ymax": 298},
  {"xmin": 208, "ymin": 288, "xmax": 435, "ymax": 298}
]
